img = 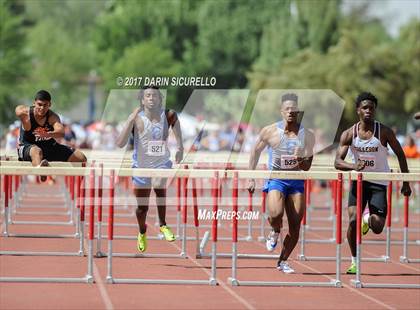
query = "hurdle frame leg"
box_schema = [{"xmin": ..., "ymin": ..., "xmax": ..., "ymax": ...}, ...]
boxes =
[{"xmin": 79, "ymin": 219, "xmax": 85, "ymax": 256}]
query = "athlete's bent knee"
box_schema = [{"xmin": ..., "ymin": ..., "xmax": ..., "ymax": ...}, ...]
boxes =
[
  {"xmin": 268, "ymin": 208, "xmax": 283, "ymax": 219},
  {"xmin": 371, "ymin": 225, "xmax": 384, "ymax": 234},
  {"xmin": 72, "ymin": 150, "xmax": 87, "ymax": 162},
  {"xmin": 348, "ymin": 217, "xmax": 356, "ymax": 229},
  {"xmin": 370, "ymin": 216, "xmax": 385, "ymax": 234},
  {"xmin": 31, "ymin": 146, "xmax": 43, "ymax": 158},
  {"xmin": 79, "ymin": 152, "xmax": 87, "ymax": 162}
]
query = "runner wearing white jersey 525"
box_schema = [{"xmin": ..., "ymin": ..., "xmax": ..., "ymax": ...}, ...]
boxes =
[
  {"xmin": 335, "ymin": 91, "xmax": 411, "ymax": 274},
  {"xmin": 248, "ymin": 93, "xmax": 315, "ymax": 273}
]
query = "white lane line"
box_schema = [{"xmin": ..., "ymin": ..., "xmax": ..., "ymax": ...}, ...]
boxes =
[
  {"xmin": 309, "ymin": 229, "xmax": 420, "ymax": 272},
  {"xmin": 217, "ymin": 220, "xmax": 396, "ymax": 310},
  {"xmin": 150, "ymin": 225, "xmax": 256, "ymax": 310},
  {"xmin": 93, "ymin": 262, "xmax": 114, "ymax": 310},
  {"xmin": 84, "ymin": 240, "xmax": 114, "ymax": 310},
  {"xmin": 293, "ymin": 260, "xmax": 396, "ymax": 310}
]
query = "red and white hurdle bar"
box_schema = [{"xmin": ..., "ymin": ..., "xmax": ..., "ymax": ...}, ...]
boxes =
[
  {"xmin": 1, "ymin": 174, "xmax": 84, "ymax": 257},
  {"xmin": 228, "ymin": 172, "xmax": 343, "ymax": 287},
  {"xmin": 1, "ymin": 166, "xmax": 418, "ymax": 286},
  {"xmin": 352, "ymin": 173, "xmax": 420, "ymax": 289},
  {"xmin": 0, "ymin": 168, "xmax": 96, "ymax": 283},
  {"xmin": 105, "ymin": 170, "xmax": 219, "ymax": 285}
]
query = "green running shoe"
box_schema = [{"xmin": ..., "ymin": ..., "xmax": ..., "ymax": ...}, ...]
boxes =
[
  {"xmin": 346, "ymin": 262, "xmax": 357, "ymax": 274},
  {"xmin": 362, "ymin": 218, "xmax": 369, "ymax": 236},
  {"xmin": 160, "ymin": 225, "xmax": 176, "ymax": 242},
  {"xmin": 137, "ymin": 232, "xmax": 147, "ymax": 252}
]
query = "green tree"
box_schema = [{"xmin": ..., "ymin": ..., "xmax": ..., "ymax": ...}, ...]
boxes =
[
  {"xmin": 21, "ymin": 0, "xmax": 106, "ymax": 111},
  {"xmin": 94, "ymin": 0, "xmax": 197, "ymax": 109},
  {"xmin": 101, "ymin": 40, "xmax": 181, "ymax": 107},
  {"xmin": 247, "ymin": 1, "xmax": 420, "ymax": 132},
  {"xmin": 190, "ymin": 0, "xmax": 288, "ymax": 88},
  {"xmin": 295, "ymin": 0, "xmax": 341, "ymax": 53},
  {"xmin": 251, "ymin": 0, "xmax": 295, "ymax": 72},
  {"xmin": 0, "ymin": 0, "xmax": 29, "ymax": 127}
]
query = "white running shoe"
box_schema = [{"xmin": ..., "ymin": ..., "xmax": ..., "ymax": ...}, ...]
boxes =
[
  {"xmin": 277, "ymin": 261, "xmax": 295, "ymax": 274},
  {"xmin": 266, "ymin": 230, "xmax": 279, "ymax": 252}
]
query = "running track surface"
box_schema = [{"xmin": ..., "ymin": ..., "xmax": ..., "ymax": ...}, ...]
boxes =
[{"xmin": 1, "ymin": 179, "xmax": 419, "ymax": 310}]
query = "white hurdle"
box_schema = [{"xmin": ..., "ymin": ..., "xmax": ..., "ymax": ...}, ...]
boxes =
[
  {"xmin": 0, "ymin": 168, "xmax": 96, "ymax": 283},
  {"xmin": 106, "ymin": 170, "xmax": 219, "ymax": 285},
  {"xmin": 229, "ymin": 171, "xmax": 343, "ymax": 287},
  {"xmin": 351, "ymin": 172, "xmax": 420, "ymax": 289}
]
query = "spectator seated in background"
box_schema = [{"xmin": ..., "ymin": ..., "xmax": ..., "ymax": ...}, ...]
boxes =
[{"xmin": 403, "ymin": 135, "xmax": 420, "ymax": 159}]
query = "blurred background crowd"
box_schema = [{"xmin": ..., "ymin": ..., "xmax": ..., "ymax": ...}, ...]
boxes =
[{"xmin": 2, "ymin": 117, "xmax": 420, "ymax": 158}]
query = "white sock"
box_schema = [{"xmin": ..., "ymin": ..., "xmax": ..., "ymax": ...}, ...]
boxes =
[
  {"xmin": 363, "ymin": 213, "xmax": 370, "ymax": 224},
  {"xmin": 351, "ymin": 256, "xmax": 357, "ymax": 264}
]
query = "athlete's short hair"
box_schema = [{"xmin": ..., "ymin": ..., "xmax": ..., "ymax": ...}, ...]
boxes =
[
  {"xmin": 138, "ymin": 85, "xmax": 163, "ymax": 102},
  {"xmin": 355, "ymin": 92, "xmax": 378, "ymax": 108},
  {"xmin": 35, "ymin": 90, "xmax": 51, "ymax": 102},
  {"xmin": 281, "ymin": 93, "xmax": 298, "ymax": 104}
]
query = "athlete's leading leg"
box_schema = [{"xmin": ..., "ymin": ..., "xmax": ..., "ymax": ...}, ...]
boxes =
[
  {"xmin": 29, "ymin": 145, "xmax": 43, "ymax": 166},
  {"xmin": 67, "ymin": 149, "xmax": 87, "ymax": 162},
  {"xmin": 266, "ymin": 190, "xmax": 286, "ymax": 232},
  {"xmin": 265, "ymin": 190, "xmax": 286, "ymax": 251},
  {"xmin": 369, "ymin": 214, "xmax": 385, "ymax": 234},
  {"xmin": 28, "ymin": 145, "xmax": 49, "ymax": 181},
  {"xmin": 367, "ymin": 184, "xmax": 387, "ymax": 234}
]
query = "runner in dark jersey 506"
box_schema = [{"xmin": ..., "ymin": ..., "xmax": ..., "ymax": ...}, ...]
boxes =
[{"xmin": 15, "ymin": 90, "xmax": 87, "ymax": 181}]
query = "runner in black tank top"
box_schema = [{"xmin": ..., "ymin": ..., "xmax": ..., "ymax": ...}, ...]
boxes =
[
  {"xmin": 19, "ymin": 106, "xmax": 56, "ymax": 147},
  {"xmin": 16, "ymin": 90, "xmax": 87, "ymax": 181}
]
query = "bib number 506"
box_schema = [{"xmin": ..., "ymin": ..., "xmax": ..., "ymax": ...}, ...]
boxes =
[{"xmin": 362, "ymin": 159, "xmax": 375, "ymax": 167}]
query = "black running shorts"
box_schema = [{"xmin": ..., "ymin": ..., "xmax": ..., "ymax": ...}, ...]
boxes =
[
  {"xmin": 348, "ymin": 181, "xmax": 387, "ymax": 218},
  {"xmin": 18, "ymin": 142, "xmax": 75, "ymax": 162}
]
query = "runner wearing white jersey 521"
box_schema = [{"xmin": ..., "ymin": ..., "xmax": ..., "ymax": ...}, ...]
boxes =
[
  {"xmin": 335, "ymin": 91, "xmax": 411, "ymax": 274},
  {"xmin": 117, "ymin": 86, "xmax": 184, "ymax": 253}
]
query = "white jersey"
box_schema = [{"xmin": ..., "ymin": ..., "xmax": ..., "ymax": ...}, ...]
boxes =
[
  {"xmin": 268, "ymin": 121, "xmax": 305, "ymax": 171},
  {"xmin": 350, "ymin": 121, "xmax": 390, "ymax": 186},
  {"xmin": 132, "ymin": 109, "xmax": 171, "ymax": 168}
]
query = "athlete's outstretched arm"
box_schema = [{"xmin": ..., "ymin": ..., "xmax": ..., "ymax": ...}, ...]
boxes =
[
  {"xmin": 385, "ymin": 126, "xmax": 411, "ymax": 196},
  {"xmin": 46, "ymin": 112, "xmax": 65, "ymax": 139},
  {"xmin": 15, "ymin": 105, "xmax": 28, "ymax": 118},
  {"xmin": 334, "ymin": 129, "xmax": 364, "ymax": 171},
  {"xmin": 15, "ymin": 105, "xmax": 30, "ymax": 130},
  {"xmin": 168, "ymin": 110, "xmax": 183, "ymax": 164},
  {"xmin": 297, "ymin": 129, "xmax": 315, "ymax": 171},
  {"xmin": 247, "ymin": 127, "xmax": 269, "ymax": 193},
  {"xmin": 116, "ymin": 107, "xmax": 142, "ymax": 148}
]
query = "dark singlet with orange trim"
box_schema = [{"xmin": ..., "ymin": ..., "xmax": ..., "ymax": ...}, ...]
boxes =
[{"xmin": 19, "ymin": 106, "xmax": 55, "ymax": 146}]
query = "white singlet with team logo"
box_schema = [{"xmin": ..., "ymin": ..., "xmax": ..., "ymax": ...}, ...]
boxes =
[
  {"xmin": 132, "ymin": 109, "xmax": 170, "ymax": 168},
  {"xmin": 269, "ymin": 121, "xmax": 305, "ymax": 171},
  {"xmin": 350, "ymin": 121, "xmax": 390, "ymax": 186}
]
